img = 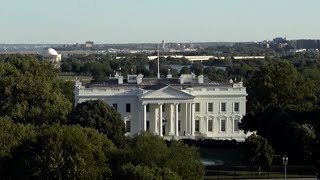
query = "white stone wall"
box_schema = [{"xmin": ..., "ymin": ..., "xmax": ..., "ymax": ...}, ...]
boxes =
[{"xmin": 74, "ymin": 82, "xmax": 248, "ymax": 141}]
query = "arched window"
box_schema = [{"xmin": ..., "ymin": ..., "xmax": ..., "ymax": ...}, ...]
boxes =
[
  {"xmin": 220, "ymin": 117, "xmax": 226, "ymax": 132},
  {"xmin": 233, "ymin": 117, "xmax": 240, "ymax": 132},
  {"xmin": 208, "ymin": 118, "xmax": 213, "ymax": 132}
]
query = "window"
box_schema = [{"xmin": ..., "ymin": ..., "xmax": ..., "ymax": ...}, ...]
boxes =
[
  {"xmin": 195, "ymin": 103, "xmax": 200, "ymax": 112},
  {"xmin": 221, "ymin": 119, "xmax": 226, "ymax": 132},
  {"xmin": 195, "ymin": 120, "xmax": 200, "ymax": 132},
  {"xmin": 146, "ymin": 104, "xmax": 150, "ymax": 112},
  {"xmin": 162, "ymin": 104, "xmax": 165, "ymax": 112},
  {"xmin": 147, "ymin": 120, "xmax": 150, "ymax": 131},
  {"xmin": 208, "ymin": 119, "xmax": 213, "ymax": 132},
  {"xmin": 178, "ymin": 104, "xmax": 181, "ymax": 112},
  {"xmin": 234, "ymin": 102, "xmax": 239, "ymax": 112},
  {"xmin": 178, "ymin": 120, "xmax": 181, "ymax": 132},
  {"xmin": 208, "ymin": 103, "xmax": 213, "ymax": 112},
  {"xmin": 220, "ymin": 102, "xmax": 226, "ymax": 112},
  {"xmin": 126, "ymin": 103, "xmax": 131, "ymax": 113},
  {"xmin": 125, "ymin": 120, "xmax": 131, "ymax": 133},
  {"xmin": 234, "ymin": 119, "xmax": 239, "ymax": 132},
  {"xmin": 112, "ymin": 103, "xmax": 118, "ymax": 112}
]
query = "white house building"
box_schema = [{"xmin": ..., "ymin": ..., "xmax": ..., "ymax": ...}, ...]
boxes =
[{"xmin": 74, "ymin": 73, "xmax": 249, "ymax": 141}]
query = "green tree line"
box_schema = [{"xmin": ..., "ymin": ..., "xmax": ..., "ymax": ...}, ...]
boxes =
[{"xmin": 0, "ymin": 55, "xmax": 205, "ymax": 179}]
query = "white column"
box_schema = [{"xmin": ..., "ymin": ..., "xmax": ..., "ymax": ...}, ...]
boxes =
[
  {"xmin": 154, "ymin": 105, "xmax": 158, "ymax": 134},
  {"xmin": 191, "ymin": 103, "xmax": 195, "ymax": 136},
  {"xmin": 169, "ymin": 104, "xmax": 174, "ymax": 135},
  {"xmin": 143, "ymin": 104, "xmax": 147, "ymax": 132},
  {"xmin": 231, "ymin": 116, "xmax": 234, "ymax": 133},
  {"xmin": 189, "ymin": 103, "xmax": 192, "ymax": 136},
  {"xmin": 159, "ymin": 103, "xmax": 163, "ymax": 137},
  {"xmin": 185, "ymin": 103, "xmax": 188, "ymax": 136},
  {"xmin": 175, "ymin": 103, "xmax": 179, "ymax": 136}
]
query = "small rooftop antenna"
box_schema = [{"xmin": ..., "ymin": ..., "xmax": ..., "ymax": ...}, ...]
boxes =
[{"xmin": 157, "ymin": 44, "xmax": 160, "ymax": 79}]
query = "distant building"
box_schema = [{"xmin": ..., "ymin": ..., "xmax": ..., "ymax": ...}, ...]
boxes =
[
  {"xmin": 233, "ymin": 56, "xmax": 265, "ymax": 60},
  {"xmin": 42, "ymin": 48, "xmax": 61, "ymax": 67},
  {"xmin": 161, "ymin": 40, "xmax": 166, "ymax": 50},
  {"xmin": 290, "ymin": 39, "xmax": 320, "ymax": 50},
  {"xmin": 85, "ymin": 41, "xmax": 94, "ymax": 48},
  {"xmin": 74, "ymin": 73, "xmax": 250, "ymax": 141},
  {"xmin": 273, "ymin": 37, "xmax": 287, "ymax": 44},
  {"xmin": 272, "ymin": 37, "xmax": 289, "ymax": 49}
]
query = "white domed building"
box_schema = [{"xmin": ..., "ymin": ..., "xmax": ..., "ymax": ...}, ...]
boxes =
[{"xmin": 42, "ymin": 48, "xmax": 62, "ymax": 67}]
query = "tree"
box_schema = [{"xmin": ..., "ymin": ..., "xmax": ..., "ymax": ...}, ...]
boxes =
[
  {"xmin": 241, "ymin": 107, "xmax": 316, "ymax": 161},
  {"xmin": 203, "ymin": 66, "xmax": 227, "ymax": 82},
  {"xmin": 3, "ymin": 125, "xmax": 115, "ymax": 179},
  {"xmin": 165, "ymin": 141, "xmax": 204, "ymax": 180},
  {"xmin": 190, "ymin": 63, "xmax": 204, "ymax": 76},
  {"xmin": 130, "ymin": 133, "xmax": 169, "ymax": 167},
  {"xmin": 127, "ymin": 133, "xmax": 204, "ymax": 180},
  {"xmin": 244, "ymin": 135, "xmax": 274, "ymax": 172},
  {"xmin": 180, "ymin": 66, "xmax": 191, "ymax": 74},
  {"xmin": 0, "ymin": 58, "xmax": 72, "ymax": 125},
  {"xmin": 0, "ymin": 117, "xmax": 36, "ymax": 159},
  {"xmin": 246, "ymin": 61, "xmax": 318, "ymax": 114},
  {"xmin": 57, "ymin": 80, "xmax": 75, "ymax": 107},
  {"xmin": 120, "ymin": 163, "xmax": 181, "ymax": 180},
  {"xmin": 68, "ymin": 100, "xmax": 125, "ymax": 147}
]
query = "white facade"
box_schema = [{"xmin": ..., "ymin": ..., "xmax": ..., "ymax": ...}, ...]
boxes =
[{"xmin": 74, "ymin": 74, "xmax": 249, "ymax": 141}]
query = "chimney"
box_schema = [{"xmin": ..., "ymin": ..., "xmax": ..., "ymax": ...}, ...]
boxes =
[
  {"xmin": 179, "ymin": 76, "xmax": 184, "ymax": 84},
  {"xmin": 198, "ymin": 75, "xmax": 204, "ymax": 84},
  {"xmin": 118, "ymin": 76, "xmax": 123, "ymax": 84},
  {"xmin": 166, "ymin": 69, "xmax": 172, "ymax": 79},
  {"xmin": 137, "ymin": 74, "xmax": 144, "ymax": 84}
]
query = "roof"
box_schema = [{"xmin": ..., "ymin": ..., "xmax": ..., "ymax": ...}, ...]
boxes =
[
  {"xmin": 88, "ymin": 77, "xmax": 232, "ymax": 89},
  {"xmin": 142, "ymin": 86, "xmax": 194, "ymax": 99},
  {"xmin": 43, "ymin": 48, "xmax": 59, "ymax": 56}
]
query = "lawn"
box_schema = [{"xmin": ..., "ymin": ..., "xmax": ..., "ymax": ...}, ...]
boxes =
[
  {"xmin": 199, "ymin": 147, "xmax": 246, "ymax": 166},
  {"xmin": 205, "ymin": 170, "xmax": 316, "ymax": 179},
  {"xmin": 199, "ymin": 147, "xmax": 317, "ymax": 179}
]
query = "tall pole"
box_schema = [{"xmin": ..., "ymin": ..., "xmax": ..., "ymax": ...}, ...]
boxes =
[
  {"xmin": 157, "ymin": 44, "xmax": 160, "ymax": 79},
  {"xmin": 282, "ymin": 156, "xmax": 288, "ymax": 180},
  {"xmin": 285, "ymin": 163, "xmax": 287, "ymax": 180}
]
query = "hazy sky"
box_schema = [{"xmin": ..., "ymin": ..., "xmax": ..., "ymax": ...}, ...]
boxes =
[{"xmin": 0, "ymin": 0, "xmax": 319, "ymax": 44}]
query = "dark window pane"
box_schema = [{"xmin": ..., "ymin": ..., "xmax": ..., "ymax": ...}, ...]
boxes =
[
  {"xmin": 147, "ymin": 120, "xmax": 150, "ymax": 131},
  {"xmin": 208, "ymin": 103, "xmax": 213, "ymax": 112},
  {"xmin": 195, "ymin": 103, "xmax": 200, "ymax": 112},
  {"xmin": 221, "ymin": 119, "xmax": 226, "ymax": 132},
  {"xmin": 234, "ymin": 120, "xmax": 239, "ymax": 131},
  {"xmin": 126, "ymin": 120, "xmax": 131, "ymax": 132},
  {"xmin": 234, "ymin": 102, "xmax": 239, "ymax": 112},
  {"xmin": 112, "ymin": 103, "xmax": 117, "ymax": 112},
  {"xmin": 208, "ymin": 120, "xmax": 213, "ymax": 132},
  {"xmin": 195, "ymin": 120, "xmax": 200, "ymax": 132},
  {"xmin": 126, "ymin": 103, "xmax": 131, "ymax": 112},
  {"xmin": 221, "ymin": 103, "xmax": 226, "ymax": 112},
  {"xmin": 146, "ymin": 104, "xmax": 150, "ymax": 112}
]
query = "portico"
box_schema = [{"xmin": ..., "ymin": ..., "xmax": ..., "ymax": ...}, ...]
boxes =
[{"xmin": 140, "ymin": 86, "xmax": 195, "ymax": 138}]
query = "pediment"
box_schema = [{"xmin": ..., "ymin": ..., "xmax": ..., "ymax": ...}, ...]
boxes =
[{"xmin": 142, "ymin": 86, "xmax": 194, "ymax": 99}]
